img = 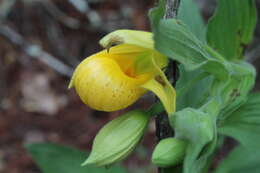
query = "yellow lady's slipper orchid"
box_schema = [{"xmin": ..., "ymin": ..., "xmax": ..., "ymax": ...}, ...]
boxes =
[{"xmin": 69, "ymin": 30, "xmax": 176, "ymax": 115}]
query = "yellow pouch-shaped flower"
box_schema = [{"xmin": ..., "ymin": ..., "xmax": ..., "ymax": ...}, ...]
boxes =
[{"xmin": 69, "ymin": 30, "xmax": 176, "ymax": 115}]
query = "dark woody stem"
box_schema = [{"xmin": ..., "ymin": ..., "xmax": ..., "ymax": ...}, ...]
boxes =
[
  {"xmin": 155, "ymin": 0, "xmax": 180, "ymax": 173},
  {"xmin": 164, "ymin": 0, "xmax": 180, "ymax": 19}
]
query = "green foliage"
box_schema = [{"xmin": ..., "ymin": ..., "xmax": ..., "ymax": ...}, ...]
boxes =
[
  {"xmin": 25, "ymin": 143, "xmax": 127, "ymax": 173},
  {"xmin": 151, "ymin": 0, "xmax": 215, "ymax": 111},
  {"xmin": 150, "ymin": 0, "xmax": 256, "ymax": 115},
  {"xmin": 150, "ymin": 17, "xmax": 216, "ymax": 72},
  {"xmin": 177, "ymin": 0, "xmax": 212, "ymax": 110},
  {"xmin": 219, "ymin": 93, "xmax": 260, "ymax": 148},
  {"xmin": 207, "ymin": 0, "xmax": 257, "ymax": 61},
  {"xmin": 149, "ymin": 1, "xmax": 257, "ymax": 173},
  {"xmin": 150, "ymin": 0, "xmax": 207, "ymax": 69},
  {"xmin": 213, "ymin": 145, "xmax": 260, "ymax": 173},
  {"xmin": 178, "ymin": 0, "xmax": 206, "ymax": 42},
  {"xmin": 176, "ymin": 67, "xmax": 212, "ymax": 110},
  {"xmin": 150, "ymin": 0, "xmax": 230, "ymax": 79}
]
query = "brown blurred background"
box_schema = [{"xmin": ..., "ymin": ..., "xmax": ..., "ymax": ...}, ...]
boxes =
[{"xmin": 0, "ymin": 0, "xmax": 260, "ymax": 173}]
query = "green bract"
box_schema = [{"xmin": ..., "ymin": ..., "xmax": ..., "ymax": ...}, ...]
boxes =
[
  {"xmin": 152, "ymin": 138, "xmax": 187, "ymax": 167},
  {"xmin": 82, "ymin": 110, "xmax": 149, "ymax": 167}
]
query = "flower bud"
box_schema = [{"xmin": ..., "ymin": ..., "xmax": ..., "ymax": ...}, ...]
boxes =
[
  {"xmin": 152, "ymin": 138, "xmax": 187, "ymax": 168},
  {"xmin": 82, "ymin": 110, "xmax": 149, "ymax": 167}
]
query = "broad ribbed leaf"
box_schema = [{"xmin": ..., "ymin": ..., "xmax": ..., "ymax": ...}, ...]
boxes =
[
  {"xmin": 25, "ymin": 143, "xmax": 127, "ymax": 173},
  {"xmin": 149, "ymin": 2, "xmax": 229, "ymax": 79},
  {"xmin": 218, "ymin": 93, "xmax": 260, "ymax": 148},
  {"xmin": 207, "ymin": 0, "xmax": 257, "ymax": 60},
  {"xmin": 178, "ymin": 0, "xmax": 206, "ymax": 42},
  {"xmin": 175, "ymin": 0, "xmax": 211, "ymax": 109},
  {"xmin": 176, "ymin": 67, "xmax": 212, "ymax": 110},
  {"xmin": 214, "ymin": 145, "xmax": 260, "ymax": 173}
]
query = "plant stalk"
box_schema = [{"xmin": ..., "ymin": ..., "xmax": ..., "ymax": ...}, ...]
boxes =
[{"xmin": 155, "ymin": 0, "xmax": 180, "ymax": 173}]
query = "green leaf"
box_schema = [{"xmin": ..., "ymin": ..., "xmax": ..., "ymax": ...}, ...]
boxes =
[
  {"xmin": 149, "ymin": 4, "xmax": 229, "ymax": 80},
  {"xmin": 207, "ymin": 0, "xmax": 257, "ymax": 61},
  {"xmin": 149, "ymin": 0, "xmax": 165, "ymax": 30},
  {"xmin": 214, "ymin": 145, "xmax": 260, "ymax": 173},
  {"xmin": 155, "ymin": 19, "xmax": 229, "ymax": 79},
  {"xmin": 152, "ymin": 18, "xmax": 210, "ymax": 70},
  {"xmin": 150, "ymin": 0, "xmax": 209, "ymax": 70},
  {"xmin": 174, "ymin": 0, "xmax": 212, "ymax": 110},
  {"xmin": 25, "ymin": 143, "xmax": 127, "ymax": 173},
  {"xmin": 149, "ymin": 1, "xmax": 230, "ymax": 111},
  {"xmin": 176, "ymin": 67, "xmax": 213, "ymax": 110},
  {"xmin": 178, "ymin": 0, "xmax": 206, "ymax": 42},
  {"xmin": 150, "ymin": 0, "xmax": 256, "ymax": 122},
  {"xmin": 218, "ymin": 92, "xmax": 260, "ymax": 148}
]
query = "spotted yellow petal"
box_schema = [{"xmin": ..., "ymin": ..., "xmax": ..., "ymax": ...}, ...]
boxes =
[
  {"xmin": 69, "ymin": 43, "xmax": 174, "ymax": 113},
  {"xmin": 69, "ymin": 53, "xmax": 152, "ymax": 111}
]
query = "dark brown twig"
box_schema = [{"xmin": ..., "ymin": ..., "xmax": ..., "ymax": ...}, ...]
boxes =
[{"xmin": 155, "ymin": 0, "xmax": 180, "ymax": 141}]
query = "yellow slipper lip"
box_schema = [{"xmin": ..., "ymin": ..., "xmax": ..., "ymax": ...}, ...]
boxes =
[{"xmin": 69, "ymin": 30, "xmax": 176, "ymax": 115}]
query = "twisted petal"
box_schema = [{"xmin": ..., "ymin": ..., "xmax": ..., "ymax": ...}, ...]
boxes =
[
  {"xmin": 99, "ymin": 29, "xmax": 168, "ymax": 69},
  {"xmin": 141, "ymin": 57, "xmax": 176, "ymax": 115}
]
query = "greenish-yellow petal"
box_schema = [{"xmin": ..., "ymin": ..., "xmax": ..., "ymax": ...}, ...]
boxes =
[
  {"xmin": 99, "ymin": 29, "xmax": 154, "ymax": 50},
  {"xmin": 99, "ymin": 30, "xmax": 168, "ymax": 68}
]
